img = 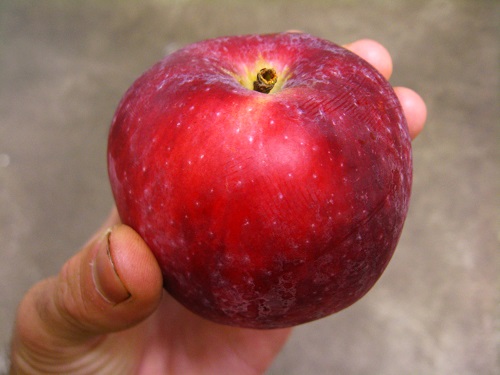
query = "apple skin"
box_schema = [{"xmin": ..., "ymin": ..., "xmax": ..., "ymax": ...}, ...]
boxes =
[{"xmin": 107, "ymin": 32, "xmax": 412, "ymax": 328}]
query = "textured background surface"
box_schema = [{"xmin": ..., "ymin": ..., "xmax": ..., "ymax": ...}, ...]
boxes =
[{"xmin": 1, "ymin": 1, "xmax": 498, "ymax": 374}]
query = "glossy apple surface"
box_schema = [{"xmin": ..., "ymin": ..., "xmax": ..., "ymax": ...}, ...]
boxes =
[{"xmin": 107, "ymin": 32, "xmax": 412, "ymax": 328}]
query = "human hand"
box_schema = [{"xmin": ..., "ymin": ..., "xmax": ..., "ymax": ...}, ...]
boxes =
[{"xmin": 9, "ymin": 39, "xmax": 426, "ymax": 375}]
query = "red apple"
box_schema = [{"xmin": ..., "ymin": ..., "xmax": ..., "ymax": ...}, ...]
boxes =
[{"xmin": 107, "ymin": 32, "xmax": 412, "ymax": 328}]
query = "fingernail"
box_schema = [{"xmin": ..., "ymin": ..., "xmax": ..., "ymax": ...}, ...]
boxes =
[{"xmin": 92, "ymin": 227, "xmax": 131, "ymax": 304}]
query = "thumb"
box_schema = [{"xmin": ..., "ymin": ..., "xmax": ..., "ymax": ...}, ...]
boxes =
[{"xmin": 11, "ymin": 222, "xmax": 163, "ymax": 362}]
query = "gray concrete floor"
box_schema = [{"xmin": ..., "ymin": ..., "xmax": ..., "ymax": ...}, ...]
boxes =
[{"xmin": 1, "ymin": 0, "xmax": 498, "ymax": 374}]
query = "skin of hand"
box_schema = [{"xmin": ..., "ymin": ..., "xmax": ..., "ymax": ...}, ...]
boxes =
[{"xmin": 9, "ymin": 39, "xmax": 427, "ymax": 375}]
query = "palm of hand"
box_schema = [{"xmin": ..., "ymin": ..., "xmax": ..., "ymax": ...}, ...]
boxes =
[{"xmin": 87, "ymin": 292, "xmax": 290, "ymax": 375}]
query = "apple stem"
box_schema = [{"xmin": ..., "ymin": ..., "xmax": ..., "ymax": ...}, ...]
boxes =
[{"xmin": 253, "ymin": 68, "xmax": 277, "ymax": 94}]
